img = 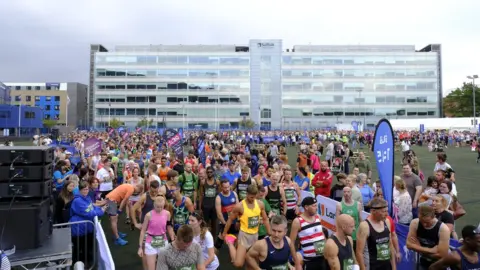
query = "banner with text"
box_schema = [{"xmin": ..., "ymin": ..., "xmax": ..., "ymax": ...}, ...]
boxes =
[
  {"xmin": 373, "ymin": 119, "xmax": 395, "ymax": 215},
  {"xmin": 164, "ymin": 128, "xmax": 184, "ymax": 161},
  {"xmin": 197, "ymin": 133, "xmax": 206, "ymax": 166},
  {"xmin": 84, "ymin": 138, "xmax": 102, "ymax": 156}
]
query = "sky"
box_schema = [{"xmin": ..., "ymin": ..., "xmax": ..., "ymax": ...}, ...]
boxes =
[{"xmin": 0, "ymin": 0, "xmax": 479, "ymax": 96}]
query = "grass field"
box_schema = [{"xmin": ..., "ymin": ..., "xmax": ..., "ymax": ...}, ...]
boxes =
[{"xmin": 101, "ymin": 145, "xmax": 480, "ymax": 270}]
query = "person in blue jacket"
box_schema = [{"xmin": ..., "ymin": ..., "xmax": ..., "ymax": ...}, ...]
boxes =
[{"xmin": 70, "ymin": 180, "xmax": 106, "ymax": 267}]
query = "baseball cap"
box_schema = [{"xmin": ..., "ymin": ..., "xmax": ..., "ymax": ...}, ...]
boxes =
[
  {"xmin": 301, "ymin": 197, "xmax": 317, "ymax": 207},
  {"xmin": 462, "ymin": 224, "xmax": 480, "ymax": 240},
  {"xmin": 228, "ymin": 161, "xmax": 235, "ymax": 166}
]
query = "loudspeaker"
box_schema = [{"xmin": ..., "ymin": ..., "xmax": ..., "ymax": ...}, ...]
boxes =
[
  {"xmin": 0, "ymin": 164, "xmax": 52, "ymax": 182},
  {"xmin": 0, "ymin": 146, "xmax": 54, "ymax": 165},
  {"xmin": 0, "ymin": 198, "xmax": 52, "ymax": 250},
  {"xmin": 0, "ymin": 180, "xmax": 52, "ymax": 199}
]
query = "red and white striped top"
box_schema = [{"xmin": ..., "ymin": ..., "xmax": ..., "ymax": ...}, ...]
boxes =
[{"xmin": 298, "ymin": 214, "xmax": 325, "ymax": 258}]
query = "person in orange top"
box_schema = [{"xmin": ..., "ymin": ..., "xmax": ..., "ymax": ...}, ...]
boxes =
[
  {"xmin": 106, "ymin": 183, "xmax": 143, "ymax": 245},
  {"xmin": 157, "ymin": 156, "xmax": 170, "ymax": 183}
]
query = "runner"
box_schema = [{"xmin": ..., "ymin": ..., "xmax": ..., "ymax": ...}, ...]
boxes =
[
  {"xmin": 214, "ymin": 180, "xmax": 239, "ymax": 249},
  {"xmin": 290, "ymin": 197, "xmax": 327, "ymax": 270},
  {"xmin": 156, "ymin": 225, "xmax": 205, "ymax": 270},
  {"xmin": 430, "ymin": 224, "xmax": 480, "ymax": 270},
  {"xmin": 179, "ymin": 163, "xmax": 199, "ymax": 208},
  {"xmin": 256, "ymin": 184, "xmax": 273, "ymax": 241},
  {"xmin": 246, "ymin": 215, "xmax": 301, "ymax": 270},
  {"xmin": 324, "ymin": 214, "xmax": 359, "ymax": 270},
  {"xmin": 355, "ymin": 198, "xmax": 395, "ymax": 270},
  {"xmin": 336, "ymin": 186, "xmax": 363, "ymax": 248},
  {"xmin": 406, "ymin": 205, "xmax": 450, "ymax": 270},
  {"xmin": 105, "ymin": 183, "xmax": 144, "ymax": 245},
  {"xmin": 222, "ymin": 184, "xmax": 271, "ymax": 268},
  {"xmin": 167, "ymin": 175, "xmax": 195, "ymax": 233},
  {"xmin": 189, "ymin": 211, "xmax": 220, "ymax": 270},
  {"xmin": 281, "ymin": 168, "xmax": 301, "ymax": 221},
  {"xmin": 265, "ymin": 172, "xmax": 287, "ymax": 216},
  {"xmin": 233, "ymin": 166, "xmax": 256, "ymax": 201},
  {"xmin": 157, "ymin": 156, "xmax": 170, "ymax": 184},
  {"xmin": 199, "ymin": 167, "xmax": 220, "ymax": 239},
  {"xmin": 137, "ymin": 196, "xmax": 175, "ymax": 270},
  {"xmin": 132, "ymin": 180, "xmax": 161, "ymax": 230}
]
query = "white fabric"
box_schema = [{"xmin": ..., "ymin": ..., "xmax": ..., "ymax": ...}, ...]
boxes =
[
  {"xmin": 144, "ymin": 241, "xmax": 169, "ymax": 255},
  {"xmin": 193, "ymin": 231, "xmax": 219, "ymax": 270}
]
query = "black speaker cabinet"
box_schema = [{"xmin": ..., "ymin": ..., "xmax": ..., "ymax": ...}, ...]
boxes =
[
  {"xmin": 0, "ymin": 180, "xmax": 52, "ymax": 199},
  {"xmin": 0, "ymin": 164, "xmax": 53, "ymax": 182},
  {"xmin": 0, "ymin": 146, "xmax": 54, "ymax": 165},
  {"xmin": 0, "ymin": 198, "xmax": 52, "ymax": 250}
]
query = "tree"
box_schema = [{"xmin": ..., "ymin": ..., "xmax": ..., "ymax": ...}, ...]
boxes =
[
  {"xmin": 136, "ymin": 117, "xmax": 153, "ymax": 128},
  {"xmin": 43, "ymin": 119, "xmax": 57, "ymax": 129},
  {"xmin": 443, "ymin": 82, "xmax": 480, "ymax": 117},
  {"xmin": 108, "ymin": 118, "xmax": 123, "ymax": 129},
  {"xmin": 239, "ymin": 118, "xmax": 255, "ymax": 129}
]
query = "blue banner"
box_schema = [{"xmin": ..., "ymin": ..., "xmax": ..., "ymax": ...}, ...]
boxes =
[
  {"xmin": 420, "ymin": 124, "xmax": 425, "ymax": 133},
  {"xmin": 396, "ymin": 223, "xmax": 416, "ymax": 269},
  {"xmin": 178, "ymin": 128, "xmax": 184, "ymax": 139},
  {"xmin": 373, "ymin": 119, "xmax": 395, "ymax": 215},
  {"xmin": 352, "ymin": 121, "xmax": 359, "ymax": 132}
]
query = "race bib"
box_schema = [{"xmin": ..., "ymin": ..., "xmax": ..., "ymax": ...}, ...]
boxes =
[
  {"xmin": 343, "ymin": 258, "xmax": 354, "ymax": 270},
  {"xmin": 239, "ymin": 190, "xmax": 247, "ymax": 200},
  {"xmin": 313, "ymin": 240, "xmax": 325, "ymax": 255},
  {"xmin": 205, "ymin": 188, "xmax": 216, "ymax": 197},
  {"xmin": 150, "ymin": 235, "xmax": 165, "ymax": 248},
  {"xmin": 174, "ymin": 214, "xmax": 186, "ymax": 225},
  {"xmin": 272, "ymin": 208, "xmax": 280, "ymax": 215},
  {"xmin": 271, "ymin": 263, "xmax": 288, "ymax": 270},
  {"xmin": 376, "ymin": 242, "xmax": 391, "ymax": 261},
  {"xmin": 286, "ymin": 190, "xmax": 295, "ymax": 200},
  {"xmin": 184, "ymin": 190, "xmax": 194, "ymax": 199},
  {"xmin": 248, "ymin": 216, "xmax": 260, "ymax": 229}
]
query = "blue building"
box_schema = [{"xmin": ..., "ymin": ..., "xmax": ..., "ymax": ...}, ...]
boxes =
[{"xmin": 0, "ymin": 105, "xmax": 43, "ymax": 136}]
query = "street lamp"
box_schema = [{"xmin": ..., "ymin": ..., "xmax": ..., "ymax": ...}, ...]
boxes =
[{"xmin": 467, "ymin": 75, "xmax": 479, "ymax": 128}]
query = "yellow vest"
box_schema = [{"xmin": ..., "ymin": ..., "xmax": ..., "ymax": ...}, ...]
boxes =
[{"xmin": 240, "ymin": 200, "xmax": 261, "ymax": 234}]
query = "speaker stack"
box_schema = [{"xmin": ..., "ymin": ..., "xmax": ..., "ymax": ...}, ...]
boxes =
[{"xmin": 0, "ymin": 146, "xmax": 55, "ymax": 251}]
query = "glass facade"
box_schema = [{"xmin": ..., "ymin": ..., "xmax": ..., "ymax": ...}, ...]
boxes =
[{"xmin": 92, "ymin": 42, "xmax": 441, "ymax": 130}]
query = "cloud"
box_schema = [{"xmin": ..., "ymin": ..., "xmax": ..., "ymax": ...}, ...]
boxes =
[{"xmin": 0, "ymin": 0, "xmax": 478, "ymax": 92}]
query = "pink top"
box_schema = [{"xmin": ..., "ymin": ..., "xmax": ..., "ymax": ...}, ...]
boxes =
[
  {"xmin": 145, "ymin": 209, "xmax": 168, "ymax": 243},
  {"xmin": 310, "ymin": 154, "xmax": 320, "ymax": 170}
]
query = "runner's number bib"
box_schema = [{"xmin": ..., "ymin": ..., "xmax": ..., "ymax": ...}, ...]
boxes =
[
  {"xmin": 176, "ymin": 265, "xmax": 196, "ymax": 270},
  {"xmin": 271, "ymin": 263, "xmax": 289, "ymax": 270},
  {"xmin": 376, "ymin": 242, "xmax": 391, "ymax": 261},
  {"xmin": 150, "ymin": 235, "xmax": 165, "ymax": 248},
  {"xmin": 248, "ymin": 216, "xmax": 260, "ymax": 229},
  {"xmin": 313, "ymin": 240, "xmax": 325, "ymax": 255},
  {"xmin": 205, "ymin": 188, "xmax": 216, "ymax": 197}
]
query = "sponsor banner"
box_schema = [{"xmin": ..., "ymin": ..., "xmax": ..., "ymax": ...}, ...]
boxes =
[
  {"xmin": 373, "ymin": 119, "xmax": 395, "ymax": 215},
  {"xmin": 95, "ymin": 216, "xmax": 115, "ymax": 270},
  {"xmin": 315, "ymin": 195, "xmax": 369, "ymax": 233},
  {"xmin": 197, "ymin": 133, "xmax": 206, "ymax": 166},
  {"xmin": 164, "ymin": 128, "xmax": 184, "ymax": 161}
]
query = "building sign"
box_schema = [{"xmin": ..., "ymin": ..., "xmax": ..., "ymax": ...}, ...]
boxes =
[
  {"xmin": 46, "ymin": 83, "xmax": 60, "ymax": 88},
  {"xmin": 257, "ymin": 42, "xmax": 274, "ymax": 48}
]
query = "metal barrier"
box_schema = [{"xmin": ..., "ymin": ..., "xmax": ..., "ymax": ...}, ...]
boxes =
[{"xmin": 54, "ymin": 220, "xmax": 97, "ymax": 270}]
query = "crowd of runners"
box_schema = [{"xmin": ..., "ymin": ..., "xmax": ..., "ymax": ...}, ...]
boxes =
[{"xmin": 46, "ymin": 129, "xmax": 480, "ymax": 270}]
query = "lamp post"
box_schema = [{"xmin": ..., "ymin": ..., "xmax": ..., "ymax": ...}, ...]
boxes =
[{"xmin": 467, "ymin": 75, "xmax": 478, "ymax": 129}]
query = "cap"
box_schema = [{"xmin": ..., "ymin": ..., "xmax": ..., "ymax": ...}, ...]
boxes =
[
  {"xmin": 301, "ymin": 197, "xmax": 317, "ymax": 207},
  {"xmin": 65, "ymin": 151, "xmax": 72, "ymax": 155},
  {"xmin": 228, "ymin": 161, "xmax": 235, "ymax": 166},
  {"xmin": 462, "ymin": 225, "xmax": 480, "ymax": 239}
]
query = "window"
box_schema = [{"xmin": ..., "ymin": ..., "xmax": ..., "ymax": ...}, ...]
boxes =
[
  {"xmin": 35, "ymin": 86, "xmax": 41, "ymax": 90},
  {"xmin": 54, "ymin": 105, "xmax": 59, "ymax": 110},
  {"xmin": 26, "ymin": 96, "xmax": 31, "ymax": 102},
  {"xmin": 44, "ymin": 114, "xmax": 50, "ymax": 120},
  {"xmin": 0, "ymin": 111, "xmax": 11, "ymax": 118},
  {"xmin": 261, "ymin": 109, "xmax": 271, "ymax": 118},
  {"xmin": 25, "ymin": 111, "xmax": 35, "ymax": 118},
  {"xmin": 27, "ymin": 86, "xmax": 32, "ymax": 90},
  {"xmin": 54, "ymin": 96, "xmax": 60, "ymax": 101},
  {"xmin": 15, "ymin": 86, "xmax": 21, "ymax": 90},
  {"xmin": 54, "ymin": 114, "xmax": 59, "ymax": 120},
  {"xmin": 46, "ymin": 86, "xmax": 51, "ymax": 90},
  {"xmin": 46, "ymin": 96, "xmax": 51, "ymax": 101},
  {"xmin": 35, "ymin": 96, "xmax": 40, "ymax": 101},
  {"xmin": 45, "ymin": 105, "xmax": 51, "ymax": 110},
  {"xmin": 15, "ymin": 96, "xmax": 21, "ymax": 102},
  {"xmin": 260, "ymin": 122, "xmax": 271, "ymax": 130}
]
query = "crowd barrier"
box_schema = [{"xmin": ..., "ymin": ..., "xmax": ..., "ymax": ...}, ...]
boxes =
[{"xmin": 311, "ymin": 193, "xmax": 460, "ymax": 269}]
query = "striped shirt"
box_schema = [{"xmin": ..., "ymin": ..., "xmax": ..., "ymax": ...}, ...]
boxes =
[
  {"xmin": 298, "ymin": 214, "xmax": 326, "ymax": 258},
  {"xmin": 283, "ymin": 182, "xmax": 297, "ymax": 210}
]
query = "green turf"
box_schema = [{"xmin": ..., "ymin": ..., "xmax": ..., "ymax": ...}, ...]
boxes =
[{"xmin": 100, "ymin": 145, "xmax": 480, "ymax": 269}]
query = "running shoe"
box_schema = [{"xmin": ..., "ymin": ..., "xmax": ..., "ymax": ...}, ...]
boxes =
[
  {"xmin": 118, "ymin": 232, "xmax": 127, "ymax": 238},
  {"xmin": 225, "ymin": 234, "xmax": 237, "ymax": 245},
  {"xmin": 114, "ymin": 238, "xmax": 128, "ymax": 246}
]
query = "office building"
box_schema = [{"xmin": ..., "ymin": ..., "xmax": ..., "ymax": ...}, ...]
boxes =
[
  {"xmin": 90, "ymin": 40, "xmax": 442, "ymax": 130},
  {"xmin": 7, "ymin": 82, "xmax": 88, "ymax": 127}
]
